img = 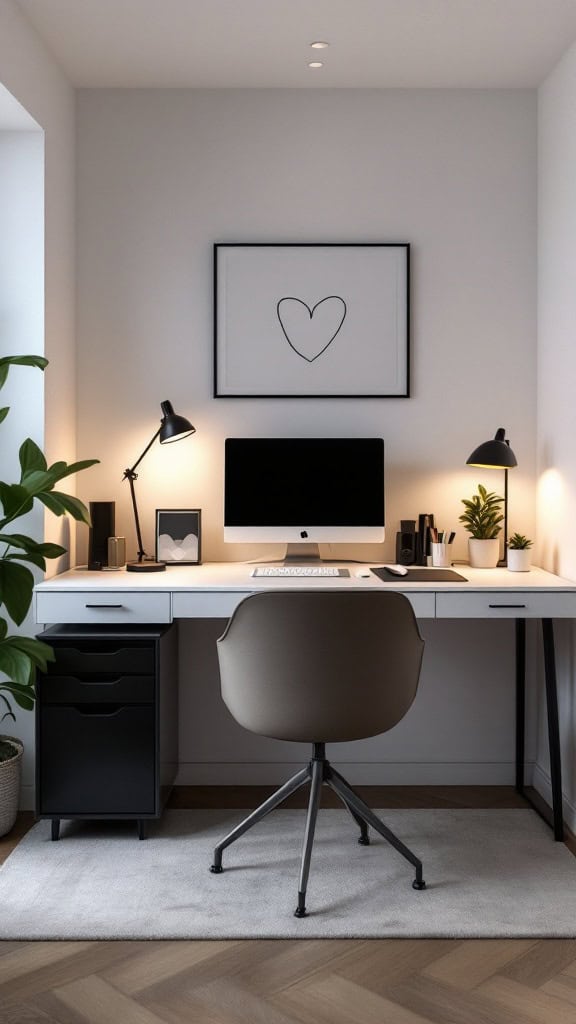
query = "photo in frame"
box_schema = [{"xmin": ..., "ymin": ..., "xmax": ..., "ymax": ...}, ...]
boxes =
[
  {"xmin": 214, "ymin": 243, "xmax": 410, "ymax": 398},
  {"xmin": 155, "ymin": 509, "xmax": 202, "ymax": 565}
]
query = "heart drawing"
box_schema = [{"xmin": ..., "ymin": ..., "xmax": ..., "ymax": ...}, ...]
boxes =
[{"xmin": 276, "ymin": 295, "xmax": 347, "ymax": 362}]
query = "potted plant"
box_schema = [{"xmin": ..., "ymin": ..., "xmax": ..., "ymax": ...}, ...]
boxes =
[
  {"xmin": 508, "ymin": 533, "xmax": 533, "ymax": 572},
  {"xmin": 0, "ymin": 354, "xmax": 98, "ymax": 836},
  {"xmin": 459, "ymin": 484, "xmax": 504, "ymax": 568}
]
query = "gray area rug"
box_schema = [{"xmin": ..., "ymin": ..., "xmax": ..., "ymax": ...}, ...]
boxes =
[{"xmin": 0, "ymin": 809, "xmax": 575, "ymax": 939}]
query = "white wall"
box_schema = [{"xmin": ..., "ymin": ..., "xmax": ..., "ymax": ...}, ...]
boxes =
[
  {"xmin": 0, "ymin": 0, "xmax": 76, "ymax": 806},
  {"xmin": 0, "ymin": 131, "xmax": 44, "ymax": 774},
  {"xmin": 537, "ymin": 41, "xmax": 576, "ymax": 827},
  {"xmin": 76, "ymin": 88, "xmax": 538, "ymax": 785}
]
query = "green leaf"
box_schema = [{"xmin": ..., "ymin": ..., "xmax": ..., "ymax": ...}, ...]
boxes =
[
  {"xmin": 0, "ymin": 483, "xmax": 33, "ymax": 522},
  {"xmin": 0, "ymin": 533, "xmax": 29, "ymax": 551},
  {"xmin": 0, "ymin": 356, "xmax": 47, "ymax": 395},
  {"xmin": 20, "ymin": 470, "xmax": 56, "ymax": 496},
  {"xmin": 19, "ymin": 438, "xmax": 47, "ymax": 476},
  {"xmin": 38, "ymin": 490, "xmax": 91, "ymax": 525},
  {"xmin": 0, "ymin": 643, "xmax": 32, "ymax": 684},
  {"xmin": 9, "ymin": 636, "xmax": 54, "ymax": 670},
  {"xmin": 0, "ymin": 407, "xmax": 9, "ymax": 424},
  {"xmin": 5, "ymin": 551, "xmax": 46, "ymax": 572},
  {"xmin": 46, "ymin": 459, "xmax": 100, "ymax": 484},
  {"xmin": 0, "ymin": 618, "xmax": 7, "ymax": 641},
  {"xmin": 0, "ymin": 561, "xmax": 35, "ymax": 625},
  {"xmin": 0, "ymin": 534, "xmax": 66, "ymax": 559},
  {"xmin": 0, "ymin": 355, "xmax": 48, "ymax": 370},
  {"xmin": 5, "ymin": 688, "xmax": 35, "ymax": 711}
]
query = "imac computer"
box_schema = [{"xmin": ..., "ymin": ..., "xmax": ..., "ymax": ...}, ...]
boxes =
[{"xmin": 224, "ymin": 437, "xmax": 384, "ymax": 561}]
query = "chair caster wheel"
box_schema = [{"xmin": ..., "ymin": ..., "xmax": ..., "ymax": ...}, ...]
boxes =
[
  {"xmin": 412, "ymin": 878, "xmax": 426, "ymax": 890},
  {"xmin": 294, "ymin": 906, "xmax": 308, "ymax": 918},
  {"xmin": 358, "ymin": 835, "xmax": 370, "ymax": 845},
  {"xmin": 210, "ymin": 864, "xmax": 223, "ymax": 874}
]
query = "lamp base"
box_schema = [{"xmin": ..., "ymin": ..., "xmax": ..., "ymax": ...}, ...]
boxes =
[{"xmin": 126, "ymin": 560, "xmax": 166, "ymax": 573}]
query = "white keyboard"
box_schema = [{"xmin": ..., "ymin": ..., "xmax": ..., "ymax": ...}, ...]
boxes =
[{"xmin": 252, "ymin": 566, "xmax": 349, "ymax": 578}]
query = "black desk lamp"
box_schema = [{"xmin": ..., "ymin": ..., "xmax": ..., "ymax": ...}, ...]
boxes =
[
  {"xmin": 466, "ymin": 427, "xmax": 518, "ymax": 566},
  {"xmin": 123, "ymin": 400, "xmax": 195, "ymax": 572}
]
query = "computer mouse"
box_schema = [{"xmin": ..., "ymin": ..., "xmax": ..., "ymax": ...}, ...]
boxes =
[
  {"xmin": 355, "ymin": 569, "xmax": 372, "ymax": 578},
  {"xmin": 383, "ymin": 564, "xmax": 409, "ymax": 577}
]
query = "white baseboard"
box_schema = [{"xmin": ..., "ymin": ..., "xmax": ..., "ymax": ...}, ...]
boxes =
[{"xmin": 175, "ymin": 761, "xmax": 529, "ymax": 787}]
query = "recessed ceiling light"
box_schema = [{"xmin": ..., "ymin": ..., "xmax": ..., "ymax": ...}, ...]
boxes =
[
  {"xmin": 308, "ymin": 61, "xmax": 324, "ymax": 68},
  {"xmin": 310, "ymin": 41, "xmax": 329, "ymax": 49}
]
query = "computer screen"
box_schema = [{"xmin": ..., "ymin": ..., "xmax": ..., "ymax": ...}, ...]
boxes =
[{"xmin": 224, "ymin": 438, "xmax": 385, "ymax": 546}]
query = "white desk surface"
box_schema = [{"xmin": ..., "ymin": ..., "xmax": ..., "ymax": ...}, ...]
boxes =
[{"xmin": 35, "ymin": 563, "xmax": 576, "ymax": 594}]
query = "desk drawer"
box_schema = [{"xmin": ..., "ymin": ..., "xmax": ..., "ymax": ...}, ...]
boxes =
[
  {"xmin": 171, "ymin": 590, "xmax": 436, "ymax": 619},
  {"xmin": 436, "ymin": 591, "xmax": 576, "ymax": 619},
  {"xmin": 172, "ymin": 591, "xmax": 253, "ymax": 618},
  {"xmin": 36, "ymin": 591, "xmax": 171, "ymax": 625}
]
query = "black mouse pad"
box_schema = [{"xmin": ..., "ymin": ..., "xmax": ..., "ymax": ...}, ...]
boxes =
[{"xmin": 370, "ymin": 567, "xmax": 468, "ymax": 583}]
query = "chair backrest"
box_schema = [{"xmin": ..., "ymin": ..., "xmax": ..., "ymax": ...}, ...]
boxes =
[{"xmin": 217, "ymin": 590, "xmax": 425, "ymax": 743}]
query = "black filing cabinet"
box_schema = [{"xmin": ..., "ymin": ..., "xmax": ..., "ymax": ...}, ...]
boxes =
[{"xmin": 35, "ymin": 624, "xmax": 178, "ymax": 840}]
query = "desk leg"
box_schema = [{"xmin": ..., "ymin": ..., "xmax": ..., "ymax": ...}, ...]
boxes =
[
  {"xmin": 542, "ymin": 619, "xmax": 564, "ymax": 841},
  {"xmin": 515, "ymin": 618, "xmax": 564, "ymax": 841},
  {"xmin": 515, "ymin": 618, "xmax": 526, "ymax": 794}
]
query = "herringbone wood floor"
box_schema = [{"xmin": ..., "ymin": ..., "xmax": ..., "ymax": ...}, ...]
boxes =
[{"xmin": 1, "ymin": 787, "xmax": 575, "ymax": 1024}]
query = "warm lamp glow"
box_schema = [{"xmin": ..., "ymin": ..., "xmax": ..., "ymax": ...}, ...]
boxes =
[{"xmin": 538, "ymin": 468, "xmax": 565, "ymax": 511}]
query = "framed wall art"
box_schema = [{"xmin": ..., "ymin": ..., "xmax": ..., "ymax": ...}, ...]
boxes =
[
  {"xmin": 214, "ymin": 242, "xmax": 410, "ymax": 398},
  {"xmin": 155, "ymin": 509, "xmax": 202, "ymax": 565}
]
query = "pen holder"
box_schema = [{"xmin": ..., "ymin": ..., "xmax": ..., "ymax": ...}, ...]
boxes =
[{"xmin": 431, "ymin": 542, "xmax": 453, "ymax": 568}]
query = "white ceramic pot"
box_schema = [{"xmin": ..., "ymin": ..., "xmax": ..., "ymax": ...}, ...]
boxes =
[
  {"xmin": 507, "ymin": 548, "xmax": 531, "ymax": 572},
  {"xmin": 468, "ymin": 538, "xmax": 500, "ymax": 568}
]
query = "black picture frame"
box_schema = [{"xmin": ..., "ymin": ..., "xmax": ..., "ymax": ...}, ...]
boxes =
[
  {"xmin": 155, "ymin": 509, "xmax": 202, "ymax": 565},
  {"xmin": 214, "ymin": 242, "xmax": 410, "ymax": 398}
]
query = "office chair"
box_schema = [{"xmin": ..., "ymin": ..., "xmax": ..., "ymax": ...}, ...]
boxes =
[{"xmin": 209, "ymin": 590, "xmax": 427, "ymax": 918}]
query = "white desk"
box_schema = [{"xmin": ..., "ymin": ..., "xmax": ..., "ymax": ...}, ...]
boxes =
[{"xmin": 35, "ymin": 563, "xmax": 576, "ymax": 839}]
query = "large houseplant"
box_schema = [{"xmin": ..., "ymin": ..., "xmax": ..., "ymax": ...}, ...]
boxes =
[
  {"xmin": 459, "ymin": 484, "xmax": 504, "ymax": 568},
  {"xmin": 0, "ymin": 355, "xmax": 98, "ymax": 834}
]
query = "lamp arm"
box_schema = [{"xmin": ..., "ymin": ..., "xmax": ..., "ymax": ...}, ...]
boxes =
[
  {"xmin": 126, "ymin": 427, "xmax": 161, "ymax": 476},
  {"xmin": 123, "ymin": 426, "xmax": 161, "ymax": 563}
]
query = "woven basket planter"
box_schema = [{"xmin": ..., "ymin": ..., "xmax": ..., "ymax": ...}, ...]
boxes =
[{"xmin": 0, "ymin": 736, "xmax": 23, "ymax": 838}]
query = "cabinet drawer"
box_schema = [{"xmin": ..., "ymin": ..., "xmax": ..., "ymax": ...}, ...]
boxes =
[
  {"xmin": 38, "ymin": 705, "xmax": 155, "ymax": 815},
  {"xmin": 36, "ymin": 591, "xmax": 171, "ymax": 625},
  {"xmin": 436, "ymin": 591, "xmax": 576, "ymax": 619},
  {"xmin": 39, "ymin": 674, "xmax": 154, "ymax": 704},
  {"xmin": 44, "ymin": 643, "xmax": 154, "ymax": 676}
]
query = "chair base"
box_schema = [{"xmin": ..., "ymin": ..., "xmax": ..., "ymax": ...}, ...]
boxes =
[{"xmin": 210, "ymin": 742, "xmax": 425, "ymax": 917}]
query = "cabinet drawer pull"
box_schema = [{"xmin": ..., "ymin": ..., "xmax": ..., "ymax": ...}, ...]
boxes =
[
  {"xmin": 488, "ymin": 603, "xmax": 527, "ymax": 609},
  {"xmin": 84, "ymin": 603, "xmax": 124, "ymax": 609},
  {"xmin": 74, "ymin": 705, "xmax": 125, "ymax": 717}
]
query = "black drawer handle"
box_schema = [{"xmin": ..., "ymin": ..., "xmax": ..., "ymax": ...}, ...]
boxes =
[
  {"xmin": 73, "ymin": 705, "xmax": 126, "ymax": 717},
  {"xmin": 488, "ymin": 604, "xmax": 527, "ymax": 609},
  {"xmin": 65, "ymin": 648, "xmax": 140, "ymax": 657},
  {"xmin": 85, "ymin": 604, "xmax": 124, "ymax": 609}
]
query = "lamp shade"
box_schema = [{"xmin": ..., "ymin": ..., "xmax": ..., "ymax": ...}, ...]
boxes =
[
  {"xmin": 466, "ymin": 427, "xmax": 517, "ymax": 470},
  {"xmin": 159, "ymin": 400, "xmax": 196, "ymax": 444}
]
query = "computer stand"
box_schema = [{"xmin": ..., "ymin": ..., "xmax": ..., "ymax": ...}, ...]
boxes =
[{"xmin": 246, "ymin": 544, "xmax": 364, "ymax": 565}]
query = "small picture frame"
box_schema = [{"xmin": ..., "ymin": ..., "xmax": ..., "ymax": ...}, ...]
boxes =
[{"xmin": 155, "ymin": 509, "xmax": 202, "ymax": 565}]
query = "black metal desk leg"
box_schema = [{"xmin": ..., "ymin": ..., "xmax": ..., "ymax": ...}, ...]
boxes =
[
  {"xmin": 515, "ymin": 618, "xmax": 526, "ymax": 794},
  {"xmin": 542, "ymin": 619, "xmax": 564, "ymax": 841}
]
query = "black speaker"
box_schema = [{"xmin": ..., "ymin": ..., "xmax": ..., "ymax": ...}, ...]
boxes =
[
  {"xmin": 88, "ymin": 501, "xmax": 115, "ymax": 570},
  {"xmin": 396, "ymin": 519, "xmax": 417, "ymax": 565}
]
